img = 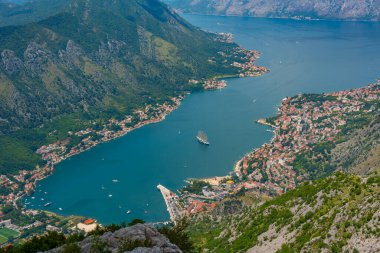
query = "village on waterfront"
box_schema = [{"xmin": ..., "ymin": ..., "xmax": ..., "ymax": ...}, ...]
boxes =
[
  {"xmin": 2, "ymin": 26, "xmax": 378, "ymax": 243},
  {"xmin": 0, "ymin": 33, "xmax": 269, "ymax": 245},
  {"xmin": 158, "ymin": 81, "xmax": 380, "ymax": 222}
]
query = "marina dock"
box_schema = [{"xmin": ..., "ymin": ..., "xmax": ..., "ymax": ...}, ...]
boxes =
[{"xmin": 157, "ymin": 184, "xmax": 183, "ymax": 223}]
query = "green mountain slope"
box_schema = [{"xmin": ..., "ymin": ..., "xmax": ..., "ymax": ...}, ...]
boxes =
[
  {"xmin": 0, "ymin": 0, "xmax": 246, "ymax": 173},
  {"xmin": 184, "ymin": 85, "xmax": 380, "ymax": 253},
  {"xmin": 188, "ymin": 172, "xmax": 380, "ymax": 253}
]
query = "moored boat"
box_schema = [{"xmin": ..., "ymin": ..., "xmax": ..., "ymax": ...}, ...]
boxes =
[{"xmin": 196, "ymin": 131, "xmax": 210, "ymax": 145}]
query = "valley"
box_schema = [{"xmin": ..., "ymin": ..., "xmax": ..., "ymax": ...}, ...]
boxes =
[{"xmin": 0, "ymin": 1, "xmax": 379, "ymax": 252}]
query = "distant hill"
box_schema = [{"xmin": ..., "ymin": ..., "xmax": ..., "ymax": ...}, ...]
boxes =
[
  {"xmin": 163, "ymin": 0, "xmax": 380, "ymax": 21},
  {"xmin": 0, "ymin": 0, "xmax": 68, "ymax": 27},
  {"xmin": 0, "ymin": 0, "xmax": 244, "ymax": 172}
]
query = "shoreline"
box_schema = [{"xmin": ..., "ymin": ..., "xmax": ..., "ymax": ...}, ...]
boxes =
[
  {"xmin": 14, "ymin": 96, "xmax": 185, "ymax": 206},
  {"xmin": 13, "ymin": 69, "xmax": 268, "ymax": 212},
  {"xmin": 198, "ymin": 119, "xmax": 276, "ymax": 184},
  {"xmin": 1, "ymin": 39, "xmax": 269, "ymax": 236},
  {"xmin": 256, "ymin": 118, "xmax": 276, "ymax": 128},
  {"xmin": 161, "ymin": 81, "xmax": 380, "ymax": 223},
  {"xmin": 15, "ymin": 48, "xmax": 268, "ymax": 203},
  {"xmin": 181, "ymin": 12, "xmax": 379, "ymax": 23}
]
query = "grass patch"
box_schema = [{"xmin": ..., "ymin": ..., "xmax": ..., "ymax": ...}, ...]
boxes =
[
  {"xmin": 0, "ymin": 235, "xmax": 8, "ymax": 244},
  {"xmin": 0, "ymin": 228, "xmax": 20, "ymax": 243}
]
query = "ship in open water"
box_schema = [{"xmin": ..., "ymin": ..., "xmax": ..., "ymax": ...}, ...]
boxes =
[{"xmin": 196, "ymin": 131, "xmax": 210, "ymax": 145}]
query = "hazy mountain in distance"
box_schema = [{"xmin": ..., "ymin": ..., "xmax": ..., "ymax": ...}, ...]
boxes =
[
  {"xmin": 163, "ymin": 0, "xmax": 380, "ymax": 21},
  {"xmin": 0, "ymin": 0, "xmax": 69, "ymax": 27}
]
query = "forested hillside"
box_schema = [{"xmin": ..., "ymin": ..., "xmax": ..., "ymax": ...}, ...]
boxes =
[{"xmin": 0, "ymin": 0, "xmax": 246, "ymax": 173}]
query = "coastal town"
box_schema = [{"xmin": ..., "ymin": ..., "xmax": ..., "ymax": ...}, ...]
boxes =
[
  {"xmin": 0, "ymin": 97, "xmax": 183, "ymax": 245},
  {"xmin": 159, "ymin": 82, "xmax": 380, "ymax": 222},
  {"xmin": 0, "ymin": 77, "xmax": 378, "ymax": 242},
  {"xmin": 1, "ymin": 27, "xmax": 375, "ymax": 243},
  {"xmin": 0, "ymin": 0, "xmax": 379, "ymax": 251},
  {"xmin": 1, "ymin": 79, "xmax": 378, "ymax": 242},
  {"xmin": 190, "ymin": 38, "xmax": 269, "ymax": 91},
  {"xmin": 1, "ymin": 96, "xmax": 183, "ymax": 205},
  {"xmin": 0, "ymin": 36, "xmax": 269, "ymax": 245}
]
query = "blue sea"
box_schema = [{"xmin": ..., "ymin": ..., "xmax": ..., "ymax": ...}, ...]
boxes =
[{"xmin": 26, "ymin": 15, "xmax": 380, "ymax": 224}]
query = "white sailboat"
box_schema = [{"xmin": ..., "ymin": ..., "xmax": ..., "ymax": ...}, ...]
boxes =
[{"xmin": 196, "ymin": 131, "xmax": 210, "ymax": 145}]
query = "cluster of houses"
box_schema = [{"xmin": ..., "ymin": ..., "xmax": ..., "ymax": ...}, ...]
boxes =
[
  {"xmin": 203, "ymin": 78, "xmax": 227, "ymax": 90},
  {"xmin": 0, "ymin": 97, "xmax": 184, "ymax": 241},
  {"xmin": 0, "ymin": 165, "xmax": 54, "ymax": 206},
  {"xmin": 0, "ymin": 214, "xmax": 99, "ymax": 245},
  {"xmin": 190, "ymin": 48, "xmax": 268, "ymax": 92},
  {"xmin": 35, "ymin": 96, "xmax": 183, "ymax": 168},
  {"xmin": 170, "ymin": 82, "xmax": 379, "ymax": 219},
  {"xmin": 232, "ymin": 49, "xmax": 269, "ymax": 77},
  {"xmin": 233, "ymin": 82, "xmax": 379, "ymax": 195},
  {"xmin": 0, "ymin": 176, "xmax": 18, "ymax": 192},
  {"xmin": 216, "ymin": 32, "xmax": 234, "ymax": 44}
]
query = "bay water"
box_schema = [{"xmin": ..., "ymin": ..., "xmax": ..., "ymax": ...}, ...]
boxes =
[{"xmin": 26, "ymin": 15, "xmax": 380, "ymax": 224}]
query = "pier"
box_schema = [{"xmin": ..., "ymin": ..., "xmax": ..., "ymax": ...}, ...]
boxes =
[
  {"xmin": 257, "ymin": 118, "xmax": 275, "ymax": 127},
  {"xmin": 157, "ymin": 184, "xmax": 183, "ymax": 223}
]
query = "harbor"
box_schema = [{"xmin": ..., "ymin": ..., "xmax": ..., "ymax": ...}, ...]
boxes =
[
  {"xmin": 22, "ymin": 15, "xmax": 380, "ymax": 224},
  {"xmin": 157, "ymin": 185, "xmax": 184, "ymax": 223}
]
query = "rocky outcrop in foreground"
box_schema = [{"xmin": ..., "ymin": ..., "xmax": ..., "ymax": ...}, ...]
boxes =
[{"xmin": 42, "ymin": 224, "xmax": 182, "ymax": 253}]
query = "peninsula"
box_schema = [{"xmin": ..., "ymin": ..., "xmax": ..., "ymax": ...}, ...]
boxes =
[
  {"xmin": 159, "ymin": 81, "xmax": 380, "ymax": 221},
  {"xmin": 0, "ymin": 24, "xmax": 268, "ymax": 246}
]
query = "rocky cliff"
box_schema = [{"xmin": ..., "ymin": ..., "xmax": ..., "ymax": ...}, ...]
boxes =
[
  {"xmin": 164, "ymin": 0, "xmax": 380, "ymax": 21},
  {"xmin": 42, "ymin": 224, "xmax": 182, "ymax": 253},
  {"xmin": 188, "ymin": 172, "xmax": 380, "ymax": 252}
]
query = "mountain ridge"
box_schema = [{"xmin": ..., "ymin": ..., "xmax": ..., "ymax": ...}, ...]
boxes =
[
  {"xmin": 163, "ymin": 0, "xmax": 380, "ymax": 21},
  {"xmin": 0, "ymin": 0, "xmax": 254, "ymax": 173}
]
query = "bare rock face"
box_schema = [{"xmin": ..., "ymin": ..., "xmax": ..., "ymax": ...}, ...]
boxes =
[
  {"xmin": 137, "ymin": 27, "xmax": 155, "ymax": 59},
  {"xmin": 24, "ymin": 42, "xmax": 53, "ymax": 75},
  {"xmin": 41, "ymin": 224, "xmax": 182, "ymax": 253},
  {"xmin": 95, "ymin": 40, "xmax": 126, "ymax": 67},
  {"xmin": 1, "ymin": 49, "xmax": 24, "ymax": 75},
  {"xmin": 59, "ymin": 40, "xmax": 84, "ymax": 68}
]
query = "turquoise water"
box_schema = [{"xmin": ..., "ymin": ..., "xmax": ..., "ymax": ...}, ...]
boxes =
[{"xmin": 26, "ymin": 16, "xmax": 380, "ymax": 224}]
